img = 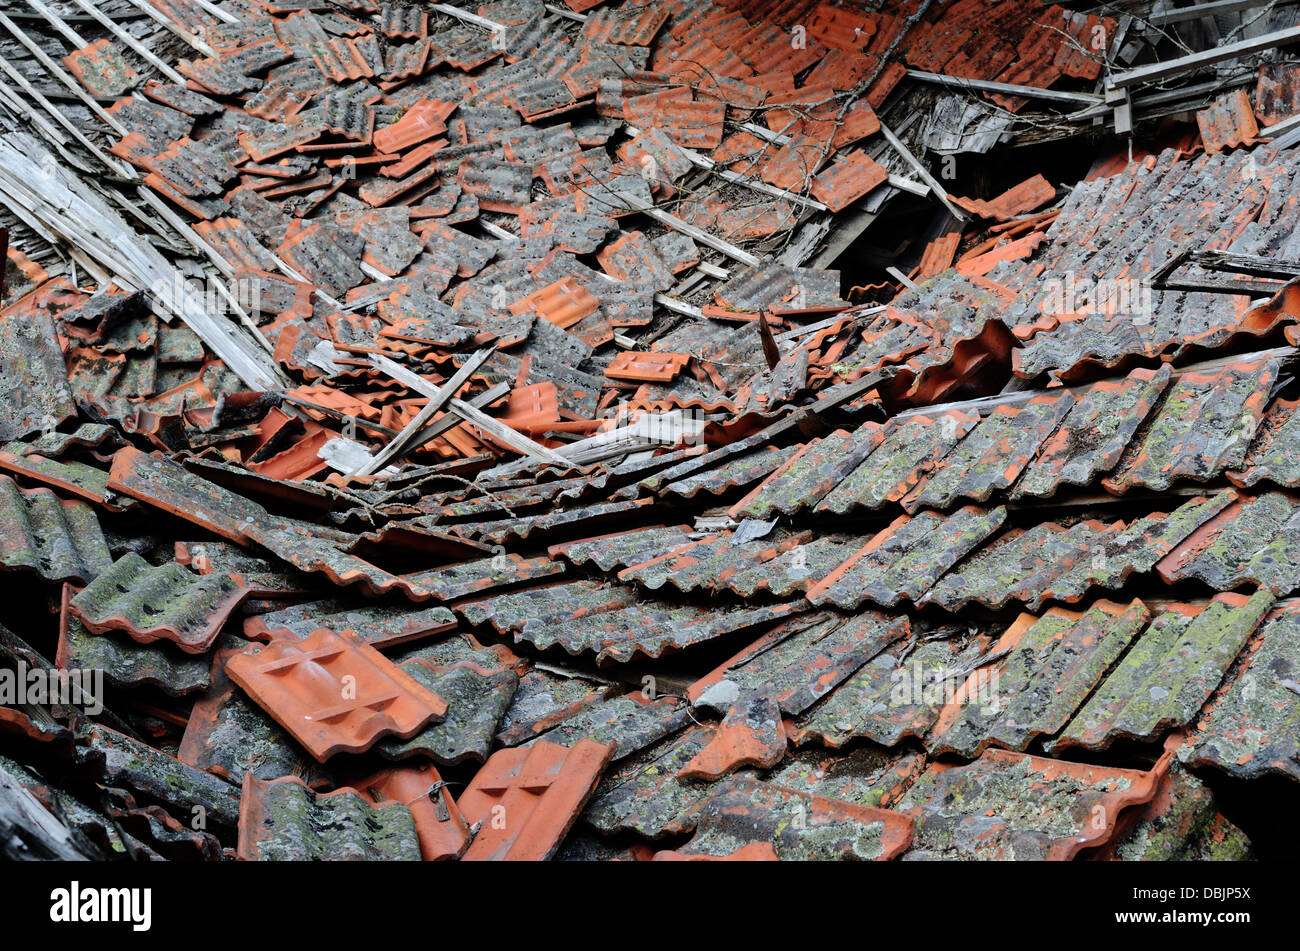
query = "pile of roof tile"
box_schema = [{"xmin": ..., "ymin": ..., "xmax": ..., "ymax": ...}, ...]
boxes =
[{"xmin": 5, "ymin": 0, "xmax": 1300, "ymax": 864}]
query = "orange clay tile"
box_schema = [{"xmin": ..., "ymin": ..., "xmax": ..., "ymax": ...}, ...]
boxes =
[
  {"xmin": 605, "ymin": 350, "xmax": 691, "ymax": 383},
  {"xmin": 951, "ymin": 174, "xmax": 1056, "ymax": 222},
  {"xmin": 507, "ymin": 277, "xmax": 601, "ymax": 330},
  {"xmin": 955, "ymin": 230, "xmax": 1047, "ymax": 277},
  {"xmin": 831, "ymin": 99, "xmax": 882, "ymax": 148},
  {"xmin": 225, "ymin": 627, "xmax": 448, "ymax": 762},
  {"xmin": 866, "ymin": 61, "xmax": 907, "ymax": 109},
  {"xmin": 5, "ymin": 241, "xmax": 48, "ymax": 286},
  {"xmin": 353, "ymin": 763, "xmax": 471, "ymax": 861},
  {"xmin": 915, "ymin": 231, "xmax": 963, "ymax": 278},
  {"xmin": 456, "ymin": 737, "xmax": 613, "ymax": 860},
  {"xmin": 1197, "ymin": 88, "xmax": 1260, "ymax": 154},
  {"xmin": 678, "ymin": 687, "xmax": 787, "ymax": 780},
  {"xmin": 499, "ymin": 382, "xmax": 561, "ymax": 432},
  {"xmin": 380, "ymin": 140, "xmax": 443, "ymax": 178},
  {"xmin": 373, "ymin": 99, "xmax": 454, "ymax": 154},
  {"xmin": 810, "ymin": 151, "xmax": 888, "ymax": 212},
  {"xmin": 759, "ymin": 135, "xmax": 828, "ymax": 191}
]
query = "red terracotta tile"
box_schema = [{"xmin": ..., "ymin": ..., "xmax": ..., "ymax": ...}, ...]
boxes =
[
  {"xmin": 605, "ymin": 351, "xmax": 691, "ymax": 383},
  {"xmin": 810, "ymin": 151, "xmax": 888, "ymax": 212},
  {"xmin": 951, "ymin": 174, "xmax": 1056, "ymax": 222},
  {"xmin": 373, "ymin": 99, "xmax": 454, "ymax": 154},
  {"xmin": 226, "ymin": 627, "xmax": 448, "ymax": 761},
  {"xmin": 507, "ymin": 277, "xmax": 601, "ymax": 331},
  {"xmin": 1197, "ymin": 89, "xmax": 1260, "ymax": 154},
  {"xmin": 352, "ymin": 763, "xmax": 470, "ymax": 860},
  {"xmin": 678, "ymin": 687, "xmax": 787, "ymax": 780},
  {"xmin": 456, "ymin": 738, "xmax": 613, "ymax": 860}
]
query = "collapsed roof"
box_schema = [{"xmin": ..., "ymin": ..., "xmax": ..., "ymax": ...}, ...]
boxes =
[{"xmin": 2, "ymin": 0, "xmax": 1300, "ymax": 862}]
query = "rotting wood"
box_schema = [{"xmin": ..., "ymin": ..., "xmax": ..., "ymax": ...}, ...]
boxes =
[
  {"xmin": 0, "ymin": 133, "xmax": 287, "ymax": 390},
  {"xmin": 1108, "ymin": 24, "xmax": 1300, "ymax": 90},
  {"xmin": 118, "ymin": 0, "xmax": 216, "ymax": 56},
  {"xmin": 357, "ymin": 347, "xmax": 496, "ymax": 476},
  {"xmin": 370, "ymin": 353, "xmax": 570, "ymax": 466}
]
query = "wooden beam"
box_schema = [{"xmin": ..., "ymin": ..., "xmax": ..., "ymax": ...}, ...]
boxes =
[
  {"xmin": 0, "ymin": 53, "xmax": 130, "ymax": 176},
  {"xmin": 356, "ymin": 347, "xmax": 495, "ymax": 475},
  {"xmin": 62, "ymin": 0, "xmax": 188, "ymax": 85},
  {"xmin": 189, "ymin": 0, "xmax": 239, "ymax": 24},
  {"xmin": 877, "ymin": 118, "xmax": 969, "ymax": 222},
  {"xmin": 447, "ymin": 397, "xmax": 573, "ymax": 465},
  {"xmin": 369, "ymin": 353, "xmax": 570, "ymax": 466},
  {"xmin": 118, "ymin": 0, "xmax": 216, "ymax": 56},
  {"xmin": 907, "ymin": 69, "xmax": 1103, "ymax": 105},
  {"xmin": 23, "ymin": 0, "xmax": 85, "ymax": 46},
  {"xmin": 0, "ymin": 11, "xmax": 127, "ymax": 135},
  {"xmin": 624, "ymin": 123, "xmax": 830, "ymax": 211},
  {"xmin": 0, "ymin": 134, "xmax": 288, "ymax": 390},
  {"xmin": 1145, "ymin": 0, "xmax": 1296, "ymax": 27},
  {"xmin": 429, "ymin": 3, "xmax": 502, "ymax": 30},
  {"xmin": 409, "ymin": 382, "xmax": 509, "ymax": 452},
  {"xmin": 1108, "ymin": 24, "xmax": 1300, "ymax": 90}
]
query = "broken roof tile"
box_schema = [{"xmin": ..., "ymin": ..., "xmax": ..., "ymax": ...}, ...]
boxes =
[
  {"xmin": 901, "ymin": 393, "xmax": 1075, "ymax": 512},
  {"xmin": 0, "ymin": 449, "xmax": 118, "ymax": 511},
  {"xmin": 1157, "ymin": 491, "xmax": 1300, "ymax": 596},
  {"xmin": 243, "ymin": 597, "xmax": 456, "ymax": 648},
  {"xmin": 604, "ymin": 351, "xmax": 690, "ymax": 383},
  {"xmin": 84, "ymin": 723, "xmax": 241, "ymax": 830},
  {"xmin": 352, "ymin": 763, "xmax": 470, "ymax": 860},
  {"xmin": 897, "ymin": 749, "xmax": 1166, "ymax": 860},
  {"xmin": 791, "ymin": 632, "xmax": 992, "ymax": 749},
  {"xmin": 107, "ymin": 447, "xmax": 267, "ymax": 544},
  {"xmin": 814, "ymin": 410, "xmax": 980, "ymax": 515},
  {"xmin": 548, "ymin": 525, "xmax": 696, "ymax": 572},
  {"xmin": 660, "ymin": 775, "xmax": 912, "ymax": 861},
  {"xmin": 678, "ymin": 686, "xmax": 786, "ymax": 780},
  {"xmin": 64, "ymin": 38, "xmax": 138, "ymax": 98},
  {"xmin": 583, "ymin": 725, "xmax": 717, "ymax": 838},
  {"xmin": 595, "ymin": 231, "xmax": 674, "ymax": 290},
  {"xmin": 1229, "ymin": 397, "xmax": 1300, "ymax": 489},
  {"xmin": 69, "ymin": 553, "xmax": 246, "ymax": 655},
  {"xmin": 1012, "ymin": 365, "xmax": 1171, "ymax": 499},
  {"xmin": 238, "ymin": 774, "xmax": 421, "ymax": 860},
  {"xmin": 730, "ymin": 426, "xmax": 882, "ymax": 519},
  {"xmin": 57, "ymin": 584, "xmax": 212, "ymax": 697},
  {"xmin": 615, "ymin": 530, "xmax": 803, "ymax": 596},
  {"xmin": 1103, "ymin": 359, "xmax": 1277, "ymax": 494},
  {"xmin": 0, "ymin": 306, "xmax": 78, "ymax": 441},
  {"xmin": 457, "ymin": 155, "xmax": 533, "ymax": 212},
  {"xmin": 810, "ymin": 151, "xmax": 888, "ymax": 212},
  {"xmin": 522, "ymin": 692, "xmax": 688, "ymax": 760},
  {"xmin": 179, "ymin": 640, "xmax": 327, "ymax": 785},
  {"xmin": 952, "ymin": 174, "xmax": 1056, "ymax": 221},
  {"xmin": 380, "ymin": 660, "xmax": 518, "ymax": 765},
  {"xmin": 1182, "ymin": 601, "xmax": 1300, "ymax": 783},
  {"xmin": 1197, "ymin": 89, "xmax": 1260, "ymax": 154},
  {"xmin": 930, "ymin": 600, "xmax": 1151, "ymax": 758},
  {"xmin": 0, "ymin": 475, "xmax": 111, "ymax": 586},
  {"xmin": 689, "ymin": 611, "xmax": 909, "ymax": 717}
]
